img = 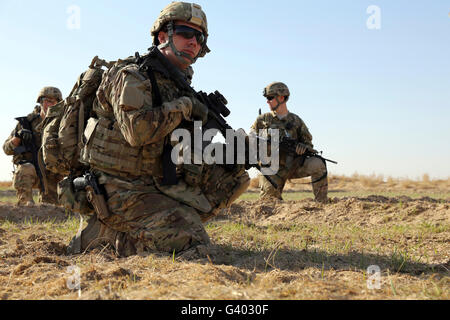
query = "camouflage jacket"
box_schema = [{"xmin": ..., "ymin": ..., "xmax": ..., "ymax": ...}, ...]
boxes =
[
  {"xmin": 81, "ymin": 52, "xmax": 195, "ymax": 181},
  {"xmin": 250, "ymin": 111, "xmax": 313, "ymax": 148},
  {"xmin": 250, "ymin": 111, "xmax": 314, "ymax": 167},
  {"xmin": 3, "ymin": 106, "xmax": 43, "ymax": 165}
]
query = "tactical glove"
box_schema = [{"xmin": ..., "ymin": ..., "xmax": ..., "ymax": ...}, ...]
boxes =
[
  {"xmin": 162, "ymin": 97, "xmax": 192, "ymax": 120},
  {"xmin": 190, "ymin": 97, "xmax": 209, "ymax": 124},
  {"xmin": 15, "ymin": 129, "xmax": 33, "ymax": 145}
]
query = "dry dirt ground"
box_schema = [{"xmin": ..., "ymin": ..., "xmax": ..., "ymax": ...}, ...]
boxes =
[{"xmin": 0, "ymin": 176, "xmax": 448, "ymax": 300}]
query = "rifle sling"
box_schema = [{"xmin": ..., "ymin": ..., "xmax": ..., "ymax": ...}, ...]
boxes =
[
  {"xmin": 37, "ymin": 146, "xmax": 49, "ymax": 194},
  {"xmin": 143, "ymin": 59, "xmax": 178, "ymax": 186}
]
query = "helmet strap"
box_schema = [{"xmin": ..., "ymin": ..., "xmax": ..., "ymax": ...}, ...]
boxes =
[
  {"xmin": 271, "ymin": 97, "xmax": 283, "ymax": 112},
  {"xmin": 158, "ymin": 22, "xmax": 198, "ymax": 66}
]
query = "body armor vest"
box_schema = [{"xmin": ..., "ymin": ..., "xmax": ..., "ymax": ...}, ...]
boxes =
[{"xmin": 80, "ymin": 57, "xmax": 185, "ymax": 180}]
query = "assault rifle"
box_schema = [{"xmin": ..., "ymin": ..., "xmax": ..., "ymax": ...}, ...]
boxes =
[
  {"xmin": 257, "ymin": 135, "xmax": 337, "ymax": 186},
  {"xmin": 271, "ymin": 136, "xmax": 337, "ymax": 165},
  {"xmin": 141, "ymin": 46, "xmax": 279, "ymax": 188},
  {"xmin": 13, "ymin": 116, "xmax": 45, "ymax": 192},
  {"xmin": 248, "ymin": 135, "xmax": 337, "ymax": 188}
]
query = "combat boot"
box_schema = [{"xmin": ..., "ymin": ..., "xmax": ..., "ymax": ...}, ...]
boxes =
[
  {"xmin": 114, "ymin": 232, "xmax": 137, "ymax": 257},
  {"xmin": 259, "ymin": 174, "xmax": 284, "ymax": 201},
  {"xmin": 16, "ymin": 188, "xmax": 34, "ymax": 206},
  {"xmin": 67, "ymin": 215, "xmax": 116, "ymax": 254},
  {"xmin": 312, "ymin": 176, "xmax": 329, "ymax": 204},
  {"xmin": 67, "ymin": 215, "xmax": 137, "ymax": 256},
  {"xmin": 39, "ymin": 190, "xmax": 59, "ymax": 206}
]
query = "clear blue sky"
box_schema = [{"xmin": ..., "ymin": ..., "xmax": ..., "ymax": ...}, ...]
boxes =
[{"xmin": 0, "ymin": 0, "xmax": 449, "ymax": 181}]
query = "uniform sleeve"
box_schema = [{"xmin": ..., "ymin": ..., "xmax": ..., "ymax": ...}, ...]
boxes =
[
  {"xmin": 3, "ymin": 125, "xmax": 19, "ymax": 155},
  {"xmin": 297, "ymin": 118, "xmax": 313, "ymax": 148},
  {"xmin": 103, "ymin": 65, "xmax": 192, "ymax": 147},
  {"xmin": 249, "ymin": 115, "xmax": 264, "ymax": 134}
]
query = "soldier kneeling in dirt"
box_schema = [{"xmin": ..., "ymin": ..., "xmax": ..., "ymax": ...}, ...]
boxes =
[
  {"xmin": 250, "ymin": 82, "xmax": 329, "ymax": 203},
  {"xmin": 64, "ymin": 2, "xmax": 249, "ymax": 258}
]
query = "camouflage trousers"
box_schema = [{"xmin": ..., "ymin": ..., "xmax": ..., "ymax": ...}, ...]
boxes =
[
  {"xmin": 70, "ymin": 165, "xmax": 250, "ymax": 257},
  {"xmin": 12, "ymin": 162, "xmax": 60, "ymax": 205},
  {"xmin": 259, "ymin": 156, "xmax": 328, "ymax": 203}
]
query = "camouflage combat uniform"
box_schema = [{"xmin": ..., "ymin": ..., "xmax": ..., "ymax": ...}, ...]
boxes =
[
  {"xmin": 3, "ymin": 106, "xmax": 62, "ymax": 205},
  {"xmin": 250, "ymin": 111, "xmax": 328, "ymax": 202},
  {"xmin": 75, "ymin": 51, "xmax": 249, "ymax": 256}
]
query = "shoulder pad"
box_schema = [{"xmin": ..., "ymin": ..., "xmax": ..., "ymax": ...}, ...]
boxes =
[{"xmin": 121, "ymin": 64, "xmax": 147, "ymax": 81}]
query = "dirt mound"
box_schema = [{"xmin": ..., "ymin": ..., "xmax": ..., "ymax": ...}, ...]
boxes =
[
  {"xmin": 0, "ymin": 194, "xmax": 448, "ymax": 300},
  {"xmin": 249, "ymin": 175, "xmax": 450, "ymax": 195},
  {"xmin": 0, "ymin": 203, "xmax": 71, "ymax": 223},
  {"xmin": 224, "ymin": 196, "xmax": 449, "ymax": 227}
]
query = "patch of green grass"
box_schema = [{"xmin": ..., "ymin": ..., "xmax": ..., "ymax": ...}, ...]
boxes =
[
  {"xmin": 206, "ymin": 217, "xmax": 448, "ymax": 278},
  {"xmin": 0, "ymin": 183, "xmax": 13, "ymax": 191},
  {"xmin": 0, "ymin": 213, "xmax": 81, "ymax": 240},
  {"xmin": 419, "ymin": 221, "xmax": 449, "ymax": 234},
  {"xmin": 0, "ymin": 220, "xmax": 22, "ymax": 232},
  {"xmin": 390, "ymin": 247, "xmax": 412, "ymax": 272},
  {"xmin": 39, "ymin": 215, "xmax": 81, "ymax": 235},
  {"xmin": 0, "ymin": 194, "xmax": 44, "ymax": 204},
  {"xmin": 0, "ymin": 196, "xmax": 16, "ymax": 203}
]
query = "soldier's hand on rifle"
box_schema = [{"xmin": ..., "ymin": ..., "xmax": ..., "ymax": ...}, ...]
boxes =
[
  {"xmin": 15, "ymin": 129, "xmax": 33, "ymax": 145},
  {"xmin": 295, "ymin": 143, "xmax": 307, "ymax": 156},
  {"xmin": 190, "ymin": 97, "xmax": 208, "ymax": 124}
]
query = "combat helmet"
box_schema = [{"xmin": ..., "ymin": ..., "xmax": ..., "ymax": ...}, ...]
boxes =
[
  {"xmin": 263, "ymin": 82, "xmax": 290, "ymax": 101},
  {"xmin": 151, "ymin": 2, "xmax": 210, "ymax": 63},
  {"xmin": 36, "ymin": 86, "xmax": 63, "ymax": 103}
]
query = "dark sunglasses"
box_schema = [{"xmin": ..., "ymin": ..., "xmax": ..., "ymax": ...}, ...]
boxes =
[
  {"xmin": 266, "ymin": 96, "xmax": 275, "ymax": 101},
  {"xmin": 173, "ymin": 25, "xmax": 205, "ymax": 45},
  {"xmin": 40, "ymin": 97, "xmax": 57, "ymax": 104}
]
